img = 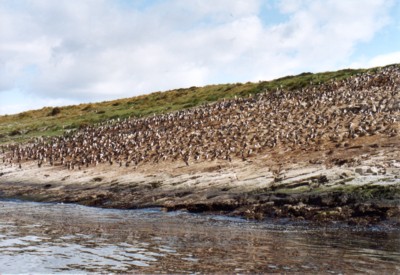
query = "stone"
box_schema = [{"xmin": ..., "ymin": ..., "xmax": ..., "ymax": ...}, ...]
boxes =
[
  {"xmin": 392, "ymin": 162, "xmax": 400, "ymax": 168},
  {"xmin": 355, "ymin": 167, "xmax": 368, "ymax": 175},
  {"xmin": 355, "ymin": 166, "xmax": 380, "ymax": 175},
  {"xmin": 367, "ymin": 167, "xmax": 379, "ymax": 174}
]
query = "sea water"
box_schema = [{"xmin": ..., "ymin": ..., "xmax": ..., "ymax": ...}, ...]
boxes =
[{"xmin": 0, "ymin": 200, "xmax": 399, "ymax": 273}]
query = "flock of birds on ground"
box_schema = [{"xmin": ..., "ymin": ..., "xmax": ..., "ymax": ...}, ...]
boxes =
[{"xmin": 1, "ymin": 65, "xmax": 400, "ymax": 170}]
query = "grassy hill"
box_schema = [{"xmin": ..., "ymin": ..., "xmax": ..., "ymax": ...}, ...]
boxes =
[{"xmin": 0, "ymin": 65, "xmax": 383, "ymax": 144}]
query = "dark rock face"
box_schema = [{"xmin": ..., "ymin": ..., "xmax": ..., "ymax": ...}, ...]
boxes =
[{"xmin": 0, "ymin": 178, "xmax": 398, "ymax": 227}]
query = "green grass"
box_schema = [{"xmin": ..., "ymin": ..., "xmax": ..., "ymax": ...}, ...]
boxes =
[{"xmin": 0, "ymin": 64, "xmax": 397, "ymax": 144}]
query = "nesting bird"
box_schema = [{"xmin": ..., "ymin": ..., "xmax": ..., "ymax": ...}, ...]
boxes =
[{"xmin": 1, "ymin": 66, "xmax": 399, "ymax": 170}]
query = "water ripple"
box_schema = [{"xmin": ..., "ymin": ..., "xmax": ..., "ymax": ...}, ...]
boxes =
[{"xmin": 0, "ymin": 200, "xmax": 399, "ymax": 273}]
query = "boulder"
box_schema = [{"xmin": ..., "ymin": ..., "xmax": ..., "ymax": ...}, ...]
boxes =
[
  {"xmin": 367, "ymin": 167, "xmax": 379, "ymax": 175},
  {"xmin": 355, "ymin": 166, "xmax": 380, "ymax": 175}
]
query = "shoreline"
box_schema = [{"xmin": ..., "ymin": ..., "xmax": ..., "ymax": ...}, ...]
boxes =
[
  {"xmin": 1, "ymin": 66, "xmax": 399, "ymax": 227},
  {"xmin": 1, "ymin": 135, "xmax": 399, "ymax": 226}
]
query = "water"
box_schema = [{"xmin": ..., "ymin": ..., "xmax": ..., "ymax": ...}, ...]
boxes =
[{"xmin": 0, "ymin": 200, "xmax": 399, "ymax": 273}]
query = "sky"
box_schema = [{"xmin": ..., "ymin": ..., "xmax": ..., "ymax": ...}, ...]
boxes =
[{"xmin": 0, "ymin": 0, "xmax": 400, "ymax": 115}]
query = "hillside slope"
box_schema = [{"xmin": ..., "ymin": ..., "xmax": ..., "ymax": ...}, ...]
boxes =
[
  {"xmin": 0, "ymin": 66, "xmax": 370, "ymax": 144},
  {"xmin": 0, "ymin": 64, "xmax": 399, "ymax": 225}
]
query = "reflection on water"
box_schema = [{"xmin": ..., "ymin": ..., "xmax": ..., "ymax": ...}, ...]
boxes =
[{"xmin": 0, "ymin": 200, "xmax": 399, "ymax": 273}]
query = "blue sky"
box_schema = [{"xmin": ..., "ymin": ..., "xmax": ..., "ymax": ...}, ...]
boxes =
[{"xmin": 0, "ymin": 0, "xmax": 399, "ymax": 115}]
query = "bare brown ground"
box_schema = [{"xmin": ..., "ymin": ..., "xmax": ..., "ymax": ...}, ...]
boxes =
[{"xmin": 1, "ymin": 134, "xmax": 399, "ymax": 226}]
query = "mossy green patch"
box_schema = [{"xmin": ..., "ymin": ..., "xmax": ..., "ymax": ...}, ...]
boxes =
[{"xmin": 316, "ymin": 184, "xmax": 400, "ymax": 201}]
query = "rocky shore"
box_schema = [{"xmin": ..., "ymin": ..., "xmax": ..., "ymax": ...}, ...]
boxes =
[
  {"xmin": 1, "ymin": 65, "xmax": 399, "ymax": 226},
  {"xmin": 1, "ymin": 134, "xmax": 399, "ymax": 226}
]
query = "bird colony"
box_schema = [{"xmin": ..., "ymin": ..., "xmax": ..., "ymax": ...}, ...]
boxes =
[{"xmin": 2, "ymin": 66, "xmax": 399, "ymax": 170}]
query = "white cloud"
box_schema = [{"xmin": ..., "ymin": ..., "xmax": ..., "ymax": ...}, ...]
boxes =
[
  {"xmin": 370, "ymin": 51, "xmax": 400, "ymax": 67},
  {"xmin": 274, "ymin": 0, "xmax": 393, "ymax": 69},
  {"xmin": 0, "ymin": 89, "xmax": 78, "ymax": 115},
  {"xmin": 0, "ymin": 0, "xmax": 397, "ymax": 114}
]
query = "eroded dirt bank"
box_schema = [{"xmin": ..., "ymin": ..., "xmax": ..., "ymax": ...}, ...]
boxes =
[{"xmin": 1, "ymin": 135, "xmax": 399, "ymax": 226}]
